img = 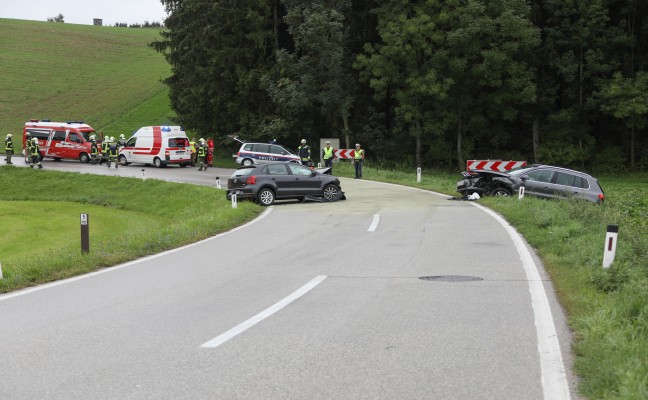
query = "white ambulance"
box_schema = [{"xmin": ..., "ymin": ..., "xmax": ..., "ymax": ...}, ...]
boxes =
[{"xmin": 118, "ymin": 126, "xmax": 192, "ymax": 167}]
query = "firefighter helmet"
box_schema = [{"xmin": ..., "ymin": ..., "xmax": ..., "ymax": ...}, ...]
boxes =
[
  {"xmin": 119, "ymin": 134, "xmax": 125, "ymax": 140},
  {"xmin": 6, "ymin": 134, "xmax": 11, "ymax": 138},
  {"xmin": 32, "ymin": 137, "xmax": 38, "ymax": 144}
]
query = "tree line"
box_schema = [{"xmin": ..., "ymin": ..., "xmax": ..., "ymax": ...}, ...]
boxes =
[{"xmin": 153, "ymin": 0, "xmax": 648, "ymax": 171}]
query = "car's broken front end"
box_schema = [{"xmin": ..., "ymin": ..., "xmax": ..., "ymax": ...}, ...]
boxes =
[{"xmin": 456, "ymin": 171, "xmax": 515, "ymax": 198}]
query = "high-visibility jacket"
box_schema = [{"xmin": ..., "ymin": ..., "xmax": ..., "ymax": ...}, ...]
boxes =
[
  {"xmin": 90, "ymin": 142, "xmax": 99, "ymax": 155},
  {"xmin": 101, "ymin": 141, "xmax": 109, "ymax": 154},
  {"xmin": 190, "ymin": 142, "xmax": 196, "ymax": 154},
  {"xmin": 354, "ymin": 149, "xmax": 364, "ymax": 160},
  {"xmin": 197, "ymin": 145, "xmax": 206, "ymax": 157},
  {"xmin": 30, "ymin": 142, "xmax": 40, "ymax": 156},
  {"xmin": 323, "ymin": 146, "xmax": 333, "ymax": 160},
  {"xmin": 4, "ymin": 138, "xmax": 13, "ymax": 152}
]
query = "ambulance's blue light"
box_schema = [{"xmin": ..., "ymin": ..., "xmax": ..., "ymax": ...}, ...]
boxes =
[{"xmin": 162, "ymin": 126, "xmax": 171, "ymax": 132}]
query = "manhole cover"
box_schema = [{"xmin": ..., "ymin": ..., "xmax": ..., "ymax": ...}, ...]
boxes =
[{"xmin": 419, "ymin": 275, "xmax": 483, "ymax": 282}]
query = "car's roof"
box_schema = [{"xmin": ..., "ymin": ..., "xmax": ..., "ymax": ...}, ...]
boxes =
[{"xmin": 507, "ymin": 164, "xmax": 596, "ymax": 178}]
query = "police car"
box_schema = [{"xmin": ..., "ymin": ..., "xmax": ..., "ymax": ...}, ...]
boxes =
[{"xmin": 235, "ymin": 142, "xmax": 300, "ymax": 166}]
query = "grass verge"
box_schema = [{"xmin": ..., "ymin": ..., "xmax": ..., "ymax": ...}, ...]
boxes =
[
  {"xmin": 0, "ymin": 166, "xmax": 260, "ymax": 293},
  {"xmin": 332, "ymin": 160, "xmax": 648, "ymax": 400}
]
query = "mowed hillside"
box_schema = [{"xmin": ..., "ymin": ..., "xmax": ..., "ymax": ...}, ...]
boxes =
[{"xmin": 0, "ymin": 18, "xmax": 173, "ymax": 145}]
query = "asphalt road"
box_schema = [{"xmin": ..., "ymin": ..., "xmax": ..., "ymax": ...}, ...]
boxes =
[{"xmin": 0, "ymin": 158, "xmax": 578, "ymax": 399}]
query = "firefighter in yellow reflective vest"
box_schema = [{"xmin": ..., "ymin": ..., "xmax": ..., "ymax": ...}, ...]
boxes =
[
  {"xmin": 322, "ymin": 140, "xmax": 334, "ymax": 174},
  {"xmin": 4, "ymin": 134, "xmax": 14, "ymax": 164},
  {"xmin": 89, "ymin": 135, "xmax": 99, "ymax": 164},
  {"xmin": 298, "ymin": 139, "xmax": 311, "ymax": 166},
  {"xmin": 106, "ymin": 137, "xmax": 119, "ymax": 168},
  {"xmin": 24, "ymin": 132, "xmax": 31, "ymax": 164},
  {"xmin": 100, "ymin": 136, "xmax": 110, "ymax": 165},
  {"xmin": 197, "ymin": 138, "xmax": 208, "ymax": 171},
  {"xmin": 353, "ymin": 143, "xmax": 364, "ymax": 179},
  {"xmin": 30, "ymin": 137, "xmax": 43, "ymax": 169}
]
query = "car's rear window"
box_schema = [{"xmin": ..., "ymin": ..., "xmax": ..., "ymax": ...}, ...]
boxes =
[
  {"xmin": 168, "ymin": 138, "xmax": 189, "ymax": 147},
  {"xmin": 233, "ymin": 168, "xmax": 255, "ymax": 177}
]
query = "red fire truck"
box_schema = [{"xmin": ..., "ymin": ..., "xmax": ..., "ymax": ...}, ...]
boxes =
[{"xmin": 23, "ymin": 119, "xmax": 100, "ymax": 163}]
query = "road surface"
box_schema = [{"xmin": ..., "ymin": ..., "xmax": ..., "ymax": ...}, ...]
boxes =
[{"xmin": 0, "ymin": 158, "xmax": 578, "ymax": 399}]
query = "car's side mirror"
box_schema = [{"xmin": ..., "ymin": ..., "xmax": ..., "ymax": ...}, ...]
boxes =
[
  {"xmin": 310, "ymin": 171, "xmax": 317, "ymax": 177},
  {"xmin": 520, "ymin": 176, "xmax": 528, "ymax": 182}
]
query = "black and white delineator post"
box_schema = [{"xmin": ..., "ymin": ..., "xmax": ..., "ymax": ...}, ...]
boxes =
[
  {"xmin": 215, "ymin": 176, "xmax": 221, "ymax": 189},
  {"xmin": 518, "ymin": 181, "xmax": 526, "ymax": 200},
  {"xmin": 80, "ymin": 213, "xmax": 89, "ymax": 254},
  {"xmin": 231, "ymin": 194, "xmax": 238, "ymax": 209},
  {"xmin": 602, "ymin": 224, "xmax": 619, "ymax": 269},
  {"xmin": 416, "ymin": 167, "xmax": 422, "ymax": 183},
  {"xmin": 0, "ymin": 261, "xmax": 3, "ymax": 279},
  {"xmin": 141, "ymin": 169, "xmax": 146, "ymax": 180}
]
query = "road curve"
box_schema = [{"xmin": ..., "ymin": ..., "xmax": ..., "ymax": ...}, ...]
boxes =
[{"xmin": 0, "ymin": 159, "xmax": 578, "ymax": 399}]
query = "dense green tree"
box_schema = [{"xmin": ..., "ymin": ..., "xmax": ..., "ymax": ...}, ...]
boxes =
[
  {"xmin": 357, "ymin": 0, "xmax": 539, "ymax": 168},
  {"xmin": 263, "ymin": 0, "xmax": 355, "ymax": 147},
  {"xmin": 154, "ymin": 0, "xmax": 276, "ymax": 136}
]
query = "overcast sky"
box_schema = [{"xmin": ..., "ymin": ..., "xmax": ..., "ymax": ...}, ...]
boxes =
[{"xmin": 1, "ymin": 0, "xmax": 168, "ymax": 26}]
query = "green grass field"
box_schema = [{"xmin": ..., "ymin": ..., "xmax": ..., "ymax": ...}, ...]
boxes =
[
  {"xmin": 0, "ymin": 166, "xmax": 260, "ymax": 292},
  {"xmin": 0, "ymin": 18, "xmax": 174, "ymax": 148}
]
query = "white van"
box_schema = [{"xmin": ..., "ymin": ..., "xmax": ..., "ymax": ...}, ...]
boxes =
[{"xmin": 119, "ymin": 126, "xmax": 191, "ymax": 167}]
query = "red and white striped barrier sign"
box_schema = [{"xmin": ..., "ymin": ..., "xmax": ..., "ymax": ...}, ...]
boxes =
[
  {"xmin": 335, "ymin": 149, "xmax": 355, "ymax": 159},
  {"xmin": 467, "ymin": 160, "xmax": 527, "ymax": 172}
]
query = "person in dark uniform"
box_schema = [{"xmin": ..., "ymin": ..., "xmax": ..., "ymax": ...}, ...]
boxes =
[
  {"xmin": 4, "ymin": 134, "xmax": 14, "ymax": 164},
  {"xmin": 30, "ymin": 137, "xmax": 43, "ymax": 169},
  {"xmin": 298, "ymin": 139, "xmax": 311, "ymax": 166}
]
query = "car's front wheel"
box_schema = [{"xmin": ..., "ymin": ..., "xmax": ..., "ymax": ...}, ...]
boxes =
[
  {"xmin": 119, "ymin": 155, "xmax": 129, "ymax": 166},
  {"xmin": 79, "ymin": 153, "xmax": 90, "ymax": 163},
  {"xmin": 322, "ymin": 184, "xmax": 341, "ymax": 201},
  {"xmin": 241, "ymin": 158, "xmax": 253, "ymax": 166},
  {"xmin": 490, "ymin": 187, "xmax": 512, "ymax": 197},
  {"xmin": 257, "ymin": 188, "xmax": 275, "ymax": 206}
]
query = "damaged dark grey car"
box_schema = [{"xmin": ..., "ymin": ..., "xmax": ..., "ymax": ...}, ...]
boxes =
[
  {"xmin": 456, "ymin": 165, "xmax": 605, "ymax": 204},
  {"xmin": 226, "ymin": 163, "xmax": 345, "ymax": 206}
]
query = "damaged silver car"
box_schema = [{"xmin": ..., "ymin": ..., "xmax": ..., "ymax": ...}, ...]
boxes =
[{"xmin": 456, "ymin": 165, "xmax": 605, "ymax": 204}]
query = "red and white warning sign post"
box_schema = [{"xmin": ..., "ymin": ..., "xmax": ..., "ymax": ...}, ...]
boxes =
[{"xmin": 602, "ymin": 224, "xmax": 619, "ymax": 269}]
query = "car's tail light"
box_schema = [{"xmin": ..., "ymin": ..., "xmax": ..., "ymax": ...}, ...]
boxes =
[
  {"xmin": 246, "ymin": 176, "xmax": 256, "ymax": 185},
  {"xmin": 165, "ymin": 150, "xmax": 170, "ymax": 157},
  {"xmin": 598, "ymin": 193, "xmax": 605, "ymax": 202},
  {"xmin": 237, "ymin": 151, "xmax": 240, "ymax": 156}
]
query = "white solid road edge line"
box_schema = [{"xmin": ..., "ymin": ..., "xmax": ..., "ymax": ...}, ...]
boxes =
[
  {"xmin": 472, "ymin": 203, "xmax": 571, "ymax": 400},
  {"xmin": 0, "ymin": 207, "xmax": 275, "ymax": 302},
  {"xmin": 201, "ymin": 275, "xmax": 328, "ymax": 349},
  {"xmin": 368, "ymin": 214, "xmax": 380, "ymax": 232}
]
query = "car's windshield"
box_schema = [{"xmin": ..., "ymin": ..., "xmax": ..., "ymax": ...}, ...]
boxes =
[
  {"xmin": 507, "ymin": 166, "xmax": 534, "ymax": 176},
  {"xmin": 79, "ymin": 131, "xmax": 96, "ymax": 141}
]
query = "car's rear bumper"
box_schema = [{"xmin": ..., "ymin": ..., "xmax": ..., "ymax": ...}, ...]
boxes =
[{"xmin": 226, "ymin": 189, "xmax": 255, "ymax": 201}]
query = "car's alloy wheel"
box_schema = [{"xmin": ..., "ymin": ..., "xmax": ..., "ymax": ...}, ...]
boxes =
[
  {"xmin": 242, "ymin": 158, "xmax": 253, "ymax": 166},
  {"xmin": 258, "ymin": 188, "xmax": 275, "ymax": 206},
  {"xmin": 490, "ymin": 188, "xmax": 511, "ymax": 197},
  {"xmin": 154, "ymin": 157, "xmax": 163, "ymax": 168},
  {"xmin": 323, "ymin": 184, "xmax": 340, "ymax": 201}
]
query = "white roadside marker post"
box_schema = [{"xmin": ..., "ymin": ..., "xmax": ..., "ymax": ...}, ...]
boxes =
[
  {"xmin": 416, "ymin": 167, "xmax": 422, "ymax": 183},
  {"xmin": 603, "ymin": 224, "xmax": 619, "ymax": 269},
  {"xmin": 141, "ymin": 169, "xmax": 146, "ymax": 180},
  {"xmin": 317, "ymin": 163, "xmax": 322, "ymax": 168},
  {"xmin": 518, "ymin": 181, "xmax": 526, "ymax": 200},
  {"xmin": 232, "ymin": 194, "xmax": 238, "ymax": 209},
  {"xmin": 216, "ymin": 176, "xmax": 221, "ymax": 189},
  {"xmin": 0, "ymin": 262, "xmax": 3, "ymax": 279}
]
